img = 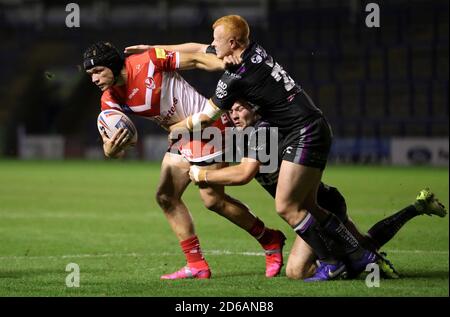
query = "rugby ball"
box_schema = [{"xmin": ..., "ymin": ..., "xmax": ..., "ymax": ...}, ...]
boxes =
[{"xmin": 97, "ymin": 109, "xmax": 138, "ymax": 145}]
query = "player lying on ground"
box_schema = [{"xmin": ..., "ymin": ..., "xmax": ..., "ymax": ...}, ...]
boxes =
[
  {"xmin": 188, "ymin": 100, "xmax": 448, "ymax": 281},
  {"xmin": 83, "ymin": 41, "xmax": 286, "ymax": 280},
  {"xmin": 125, "ymin": 15, "xmax": 385, "ymax": 278}
]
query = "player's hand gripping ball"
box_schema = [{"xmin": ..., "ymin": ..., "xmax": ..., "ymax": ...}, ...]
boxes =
[{"xmin": 97, "ymin": 109, "xmax": 138, "ymax": 146}]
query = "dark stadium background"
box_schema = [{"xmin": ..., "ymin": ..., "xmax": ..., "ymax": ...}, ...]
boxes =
[{"xmin": 0, "ymin": 0, "xmax": 448, "ymax": 164}]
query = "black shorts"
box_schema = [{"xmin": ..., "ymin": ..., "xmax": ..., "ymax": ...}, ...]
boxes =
[
  {"xmin": 317, "ymin": 183, "xmax": 348, "ymax": 223},
  {"xmin": 280, "ymin": 116, "xmax": 333, "ymax": 170}
]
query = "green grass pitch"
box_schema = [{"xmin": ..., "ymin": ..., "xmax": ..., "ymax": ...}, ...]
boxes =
[{"xmin": 0, "ymin": 160, "xmax": 448, "ymax": 297}]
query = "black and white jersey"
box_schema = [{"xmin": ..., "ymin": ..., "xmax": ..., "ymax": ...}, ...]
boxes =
[
  {"xmin": 230, "ymin": 118, "xmax": 346, "ymax": 218},
  {"xmin": 242, "ymin": 119, "xmax": 280, "ymax": 197},
  {"xmin": 210, "ymin": 42, "xmax": 323, "ymax": 134}
]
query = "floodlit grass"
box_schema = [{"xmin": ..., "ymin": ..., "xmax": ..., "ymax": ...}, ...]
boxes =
[{"xmin": 0, "ymin": 160, "xmax": 448, "ymax": 297}]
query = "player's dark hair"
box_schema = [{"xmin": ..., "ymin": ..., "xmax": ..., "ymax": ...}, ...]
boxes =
[{"xmin": 83, "ymin": 41, "xmax": 124, "ymax": 78}]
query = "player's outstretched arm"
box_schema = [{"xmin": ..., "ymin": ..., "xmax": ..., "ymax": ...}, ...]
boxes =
[
  {"xmin": 124, "ymin": 43, "xmax": 209, "ymax": 55},
  {"xmin": 178, "ymin": 52, "xmax": 225, "ymax": 72},
  {"xmin": 190, "ymin": 158, "xmax": 260, "ymax": 186}
]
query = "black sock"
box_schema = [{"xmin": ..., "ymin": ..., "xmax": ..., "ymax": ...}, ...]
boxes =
[
  {"xmin": 367, "ymin": 204, "xmax": 419, "ymax": 249},
  {"xmin": 320, "ymin": 213, "xmax": 362, "ymax": 259},
  {"xmin": 293, "ymin": 213, "xmax": 339, "ymax": 263}
]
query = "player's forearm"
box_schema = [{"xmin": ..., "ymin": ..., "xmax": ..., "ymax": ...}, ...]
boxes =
[
  {"xmin": 155, "ymin": 43, "xmax": 208, "ymax": 53},
  {"xmin": 206, "ymin": 165, "xmax": 254, "ymax": 186},
  {"xmin": 170, "ymin": 113, "xmax": 216, "ymax": 134},
  {"xmin": 194, "ymin": 53, "xmax": 225, "ymax": 71},
  {"xmin": 178, "ymin": 52, "xmax": 225, "ymax": 72},
  {"xmin": 169, "ymin": 103, "xmax": 222, "ymax": 144},
  {"xmin": 190, "ymin": 160, "xmax": 259, "ymax": 185}
]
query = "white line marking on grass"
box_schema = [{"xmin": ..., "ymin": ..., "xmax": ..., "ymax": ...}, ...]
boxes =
[
  {"xmin": 0, "ymin": 212, "xmax": 159, "ymax": 220},
  {"xmin": 0, "ymin": 249, "xmax": 447, "ymax": 261},
  {"xmin": 0, "ymin": 253, "xmax": 143, "ymax": 261},
  {"xmin": 206, "ymin": 250, "xmax": 266, "ymax": 256},
  {"xmin": 385, "ymin": 249, "xmax": 449, "ymax": 255}
]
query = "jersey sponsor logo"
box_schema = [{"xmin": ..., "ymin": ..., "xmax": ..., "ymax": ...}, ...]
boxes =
[
  {"xmin": 162, "ymin": 104, "xmax": 177, "ymax": 123},
  {"xmin": 128, "ymin": 88, "xmax": 139, "ymax": 99},
  {"xmin": 225, "ymin": 70, "xmax": 242, "ymax": 79},
  {"xmin": 154, "ymin": 98, "xmax": 178, "ymax": 124},
  {"xmin": 254, "ymin": 45, "xmax": 268, "ymax": 58},
  {"xmin": 284, "ymin": 146, "xmax": 293, "ymax": 154},
  {"xmin": 215, "ymin": 80, "xmax": 228, "ymax": 99},
  {"xmin": 145, "ymin": 77, "xmax": 155, "ymax": 89},
  {"xmin": 155, "ymin": 48, "xmax": 166, "ymax": 59},
  {"xmin": 251, "ymin": 54, "xmax": 263, "ymax": 64}
]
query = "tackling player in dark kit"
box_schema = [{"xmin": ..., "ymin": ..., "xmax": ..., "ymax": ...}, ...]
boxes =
[{"xmin": 188, "ymin": 100, "xmax": 447, "ymax": 281}]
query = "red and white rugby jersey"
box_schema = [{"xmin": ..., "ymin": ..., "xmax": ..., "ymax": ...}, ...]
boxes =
[{"xmin": 100, "ymin": 48, "xmax": 208, "ymax": 128}]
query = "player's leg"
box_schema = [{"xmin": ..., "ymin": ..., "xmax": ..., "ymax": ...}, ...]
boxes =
[
  {"xmin": 316, "ymin": 184, "xmax": 366, "ymax": 244},
  {"xmin": 277, "ymin": 161, "xmax": 381, "ymax": 279},
  {"xmin": 317, "ymin": 184, "xmax": 400, "ymax": 279},
  {"xmin": 156, "ymin": 152, "xmax": 210, "ymax": 279},
  {"xmin": 282, "ymin": 185, "xmax": 348, "ymax": 279},
  {"xmin": 285, "ymin": 236, "xmax": 317, "ymax": 280},
  {"xmin": 197, "ymin": 162, "xmax": 286, "ymax": 277},
  {"xmin": 197, "ymin": 163, "xmax": 257, "ymax": 230},
  {"xmin": 285, "ymin": 185, "xmax": 395, "ymax": 281},
  {"xmin": 276, "ymin": 117, "xmax": 378, "ymax": 280},
  {"xmin": 276, "ymin": 162, "xmax": 356, "ymax": 280},
  {"xmin": 367, "ymin": 188, "xmax": 447, "ymax": 249}
]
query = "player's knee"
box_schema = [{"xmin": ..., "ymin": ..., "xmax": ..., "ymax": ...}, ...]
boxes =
[
  {"xmin": 286, "ymin": 264, "xmax": 310, "ymax": 280},
  {"xmin": 155, "ymin": 190, "xmax": 178, "ymax": 211},
  {"xmin": 202, "ymin": 195, "xmax": 224, "ymax": 212},
  {"xmin": 275, "ymin": 201, "xmax": 290, "ymax": 218},
  {"xmin": 275, "ymin": 201, "xmax": 306, "ymax": 221},
  {"xmin": 285, "ymin": 265, "xmax": 301, "ymax": 280}
]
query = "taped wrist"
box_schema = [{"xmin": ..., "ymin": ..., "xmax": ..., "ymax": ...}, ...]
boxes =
[
  {"xmin": 191, "ymin": 166, "xmax": 207, "ymax": 182},
  {"xmin": 196, "ymin": 169, "xmax": 207, "ymax": 182}
]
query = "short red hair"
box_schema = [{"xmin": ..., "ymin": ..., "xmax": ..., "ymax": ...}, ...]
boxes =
[{"xmin": 212, "ymin": 15, "xmax": 250, "ymax": 47}]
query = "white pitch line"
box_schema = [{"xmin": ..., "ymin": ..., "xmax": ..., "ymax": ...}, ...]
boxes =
[
  {"xmin": 0, "ymin": 212, "xmax": 159, "ymax": 220},
  {"xmin": 385, "ymin": 249, "xmax": 449, "ymax": 255},
  {"xmin": 0, "ymin": 249, "xmax": 447, "ymax": 261}
]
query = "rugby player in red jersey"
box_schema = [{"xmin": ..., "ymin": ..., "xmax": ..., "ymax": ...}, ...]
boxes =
[{"xmin": 83, "ymin": 42, "xmax": 286, "ymax": 279}]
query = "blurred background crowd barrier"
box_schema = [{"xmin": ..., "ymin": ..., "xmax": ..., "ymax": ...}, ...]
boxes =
[{"xmin": 0, "ymin": 0, "xmax": 448, "ymax": 165}]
